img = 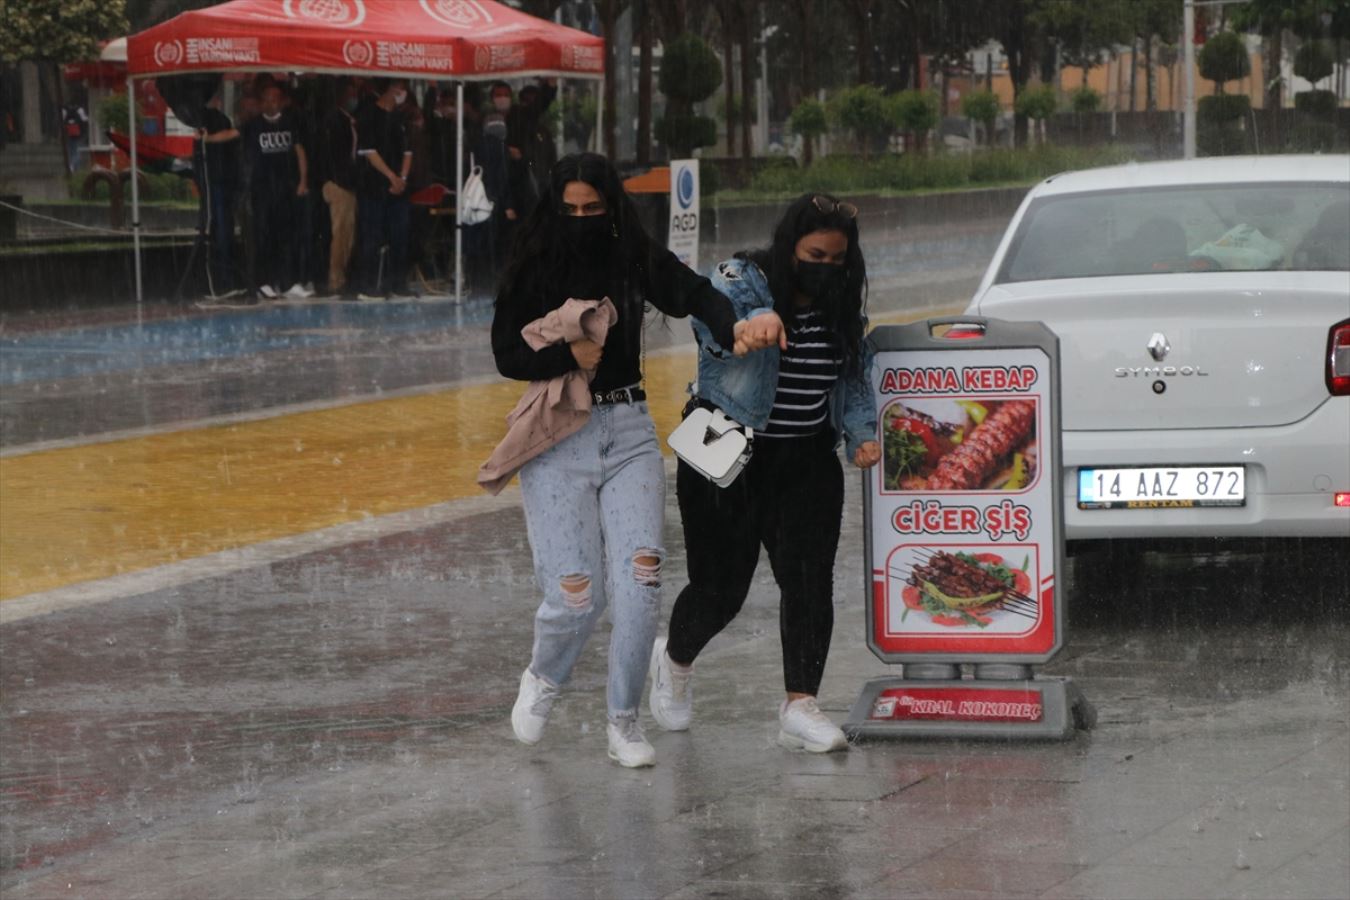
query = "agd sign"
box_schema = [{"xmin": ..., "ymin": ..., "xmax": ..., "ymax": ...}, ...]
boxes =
[{"xmin": 668, "ymin": 159, "xmax": 699, "ymax": 270}]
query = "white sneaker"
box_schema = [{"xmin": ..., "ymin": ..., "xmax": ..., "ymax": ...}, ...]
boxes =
[
  {"xmin": 258, "ymin": 284, "xmax": 279, "ymax": 299},
  {"xmin": 648, "ymin": 636, "xmax": 693, "ymax": 731},
  {"xmin": 511, "ymin": 668, "xmax": 558, "ymax": 746},
  {"xmin": 778, "ymin": 696, "xmax": 848, "ymax": 753},
  {"xmin": 284, "ymin": 282, "xmax": 314, "ymax": 299},
  {"xmin": 606, "ymin": 718, "xmax": 656, "ymax": 768}
]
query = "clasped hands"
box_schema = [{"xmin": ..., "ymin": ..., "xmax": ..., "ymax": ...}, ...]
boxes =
[{"xmin": 732, "ymin": 312, "xmax": 786, "ymax": 356}]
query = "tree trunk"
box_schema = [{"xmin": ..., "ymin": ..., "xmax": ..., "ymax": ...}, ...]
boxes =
[
  {"xmin": 599, "ymin": 0, "xmax": 620, "ymax": 159},
  {"xmin": 1128, "ymin": 37, "xmax": 1139, "ymax": 113},
  {"xmin": 739, "ymin": 0, "xmax": 754, "ymax": 165},
  {"xmin": 796, "ymin": 0, "xmax": 815, "ymax": 101},
  {"xmin": 1145, "ymin": 34, "xmax": 1155, "ymax": 111},
  {"xmin": 722, "ymin": 3, "xmax": 737, "ymax": 156},
  {"xmin": 1266, "ymin": 27, "xmax": 1284, "ymax": 148},
  {"xmin": 848, "ymin": 0, "xmax": 874, "ymax": 85},
  {"xmin": 636, "ymin": 4, "xmax": 653, "ymax": 164}
]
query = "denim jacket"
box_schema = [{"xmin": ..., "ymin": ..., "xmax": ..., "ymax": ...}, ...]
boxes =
[{"xmin": 689, "ymin": 257, "xmax": 877, "ymax": 459}]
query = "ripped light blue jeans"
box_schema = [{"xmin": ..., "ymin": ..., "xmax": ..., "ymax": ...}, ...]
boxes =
[{"xmin": 518, "ymin": 400, "xmax": 666, "ymax": 722}]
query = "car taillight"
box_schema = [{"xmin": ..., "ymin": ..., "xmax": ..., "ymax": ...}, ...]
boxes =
[
  {"xmin": 1329, "ymin": 320, "xmax": 1350, "ymax": 396},
  {"xmin": 1335, "ymin": 492, "xmax": 1350, "ymax": 508}
]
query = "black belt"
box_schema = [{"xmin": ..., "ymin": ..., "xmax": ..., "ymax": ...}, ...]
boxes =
[{"xmin": 593, "ymin": 386, "xmax": 646, "ymax": 405}]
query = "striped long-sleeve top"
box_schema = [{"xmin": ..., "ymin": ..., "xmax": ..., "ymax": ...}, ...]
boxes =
[{"xmin": 760, "ymin": 308, "xmax": 842, "ymax": 438}]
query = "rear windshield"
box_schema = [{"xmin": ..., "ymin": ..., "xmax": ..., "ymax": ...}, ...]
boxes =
[{"xmin": 997, "ymin": 182, "xmax": 1350, "ymax": 282}]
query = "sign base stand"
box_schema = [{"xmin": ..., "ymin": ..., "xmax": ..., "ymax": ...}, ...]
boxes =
[{"xmin": 842, "ymin": 671, "xmax": 1095, "ymax": 741}]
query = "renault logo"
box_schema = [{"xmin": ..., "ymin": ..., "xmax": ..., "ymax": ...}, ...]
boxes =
[{"xmin": 1147, "ymin": 332, "xmax": 1170, "ymax": 361}]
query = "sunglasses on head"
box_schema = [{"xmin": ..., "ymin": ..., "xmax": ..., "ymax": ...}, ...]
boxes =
[{"xmin": 812, "ymin": 195, "xmax": 858, "ymax": 219}]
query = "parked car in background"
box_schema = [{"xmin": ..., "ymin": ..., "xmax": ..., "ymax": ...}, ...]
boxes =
[{"xmin": 963, "ymin": 155, "xmax": 1350, "ymax": 543}]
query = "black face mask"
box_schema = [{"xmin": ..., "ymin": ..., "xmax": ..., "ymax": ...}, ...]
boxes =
[
  {"xmin": 795, "ymin": 260, "xmax": 847, "ymax": 304},
  {"xmin": 562, "ymin": 214, "xmax": 612, "ymax": 257}
]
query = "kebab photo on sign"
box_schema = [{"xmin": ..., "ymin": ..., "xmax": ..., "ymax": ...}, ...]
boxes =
[
  {"xmin": 882, "ymin": 398, "xmax": 1038, "ymax": 492},
  {"xmin": 890, "ymin": 547, "xmax": 1037, "ymax": 630}
]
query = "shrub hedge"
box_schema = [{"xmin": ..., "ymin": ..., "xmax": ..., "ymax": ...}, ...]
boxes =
[{"xmin": 742, "ymin": 145, "xmax": 1133, "ymax": 196}]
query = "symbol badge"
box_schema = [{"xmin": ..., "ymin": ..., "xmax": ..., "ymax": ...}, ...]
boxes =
[{"xmin": 1147, "ymin": 332, "xmax": 1170, "ymax": 362}]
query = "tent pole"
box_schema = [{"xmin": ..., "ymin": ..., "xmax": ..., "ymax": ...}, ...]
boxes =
[
  {"xmin": 455, "ymin": 81, "xmax": 464, "ymax": 303},
  {"xmin": 128, "ymin": 75, "xmax": 144, "ymax": 310}
]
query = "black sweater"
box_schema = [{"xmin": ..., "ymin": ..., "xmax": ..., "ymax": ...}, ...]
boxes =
[{"xmin": 492, "ymin": 246, "xmax": 737, "ymax": 393}]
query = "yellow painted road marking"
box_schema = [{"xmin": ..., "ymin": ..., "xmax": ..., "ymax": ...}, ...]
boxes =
[{"xmin": 0, "ymin": 307, "xmax": 954, "ymax": 601}]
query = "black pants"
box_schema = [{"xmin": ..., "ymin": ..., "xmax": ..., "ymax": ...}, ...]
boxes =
[
  {"xmin": 249, "ymin": 184, "xmax": 296, "ymax": 292},
  {"xmin": 357, "ymin": 191, "xmax": 410, "ymax": 294},
  {"xmin": 667, "ymin": 428, "xmax": 844, "ymax": 696}
]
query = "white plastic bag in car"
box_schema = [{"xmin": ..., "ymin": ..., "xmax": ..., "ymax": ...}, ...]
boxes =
[{"xmin": 1190, "ymin": 224, "xmax": 1284, "ymax": 270}]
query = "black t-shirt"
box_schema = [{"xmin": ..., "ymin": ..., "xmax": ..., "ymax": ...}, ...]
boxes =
[
  {"xmin": 194, "ymin": 107, "xmax": 239, "ymax": 189},
  {"xmin": 356, "ymin": 104, "xmax": 408, "ymax": 195},
  {"xmin": 242, "ymin": 111, "xmax": 301, "ymax": 190}
]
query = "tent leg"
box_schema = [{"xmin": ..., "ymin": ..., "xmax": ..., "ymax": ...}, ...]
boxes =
[
  {"xmin": 128, "ymin": 76, "xmax": 144, "ymax": 312},
  {"xmin": 455, "ymin": 82, "xmax": 464, "ymax": 304}
]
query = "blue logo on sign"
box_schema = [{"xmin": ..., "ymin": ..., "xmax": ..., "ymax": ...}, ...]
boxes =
[{"xmin": 677, "ymin": 168, "xmax": 695, "ymax": 209}]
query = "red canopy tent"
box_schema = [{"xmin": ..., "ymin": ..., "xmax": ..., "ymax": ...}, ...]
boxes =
[{"xmin": 122, "ymin": 0, "xmax": 605, "ymax": 301}]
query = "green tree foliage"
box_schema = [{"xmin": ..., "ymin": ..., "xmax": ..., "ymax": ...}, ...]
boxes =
[
  {"xmin": 1070, "ymin": 86, "xmax": 1102, "ymax": 113},
  {"xmin": 888, "ymin": 90, "xmax": 940, "ymax": 151},
  {"xmin": 1198, "ymin": 31, "xmax": 1252, "ymax": 92},
  {"xmin": 961, "ymin": 89, "xmax": 1002, "ymax": 145},
  {"xmin": 1014, "ymin": 84, "xmax": 1058, "ymax": 120},
  {"xmin": 97, "ymin": 92, "xmax": 130, "ymax": 133},
  {"xmin": 0, "ymin": 0, "xmax": 127, "ymax": 62},
  {"xmin": 1294, "ymin": 40, "xmax": 1335, "ymax": 84},
  {"xmin": 828, "ymin": 84, "xmax": 892, "ymax": 155},
  {"xmin": 657, "ymin": 33, "xmax": 722, "ymax": 158},
  {"xmin": 788, "ymin": 98, "xmax": 828, "ymax": 164}
]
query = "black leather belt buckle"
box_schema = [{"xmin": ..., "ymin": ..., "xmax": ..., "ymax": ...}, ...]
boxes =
[{"xmin": 593, "ymin": 387, "xmax": 646, "ymax": 405}]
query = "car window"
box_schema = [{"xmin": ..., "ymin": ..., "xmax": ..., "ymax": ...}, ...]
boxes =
[{"xmin": 998, "ymin": 183, "xmax": 1350, "ymax": 282}]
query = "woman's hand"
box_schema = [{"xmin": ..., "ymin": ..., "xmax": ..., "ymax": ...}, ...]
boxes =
[
  {"xmin": 853, "ymin": 440, "xmax": 881, "ymax": 469},
  {"xmin": 732, "ymin": 313, "xmax": 787, "ymax": 356},
  {"xmin": 570, "ymin": 338, "xmax": 603, "ymax": 369}
]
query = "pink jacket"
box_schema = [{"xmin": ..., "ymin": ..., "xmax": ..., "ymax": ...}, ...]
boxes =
[{"xmin": 477, "ymin": 298, "xmax": 618, "ymax": 494}]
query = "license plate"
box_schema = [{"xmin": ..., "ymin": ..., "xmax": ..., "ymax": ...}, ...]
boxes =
[{"xmin": 1078, "ymin": 466, "xmax": 1246, "ymax": 509}]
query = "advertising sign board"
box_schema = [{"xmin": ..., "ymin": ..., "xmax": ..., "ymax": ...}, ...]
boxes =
[
  {"xmin": 667, "ymin": 159, "xmax": 699, "ymax": 270},
  {"xmin": 844, "ymin": 318, "xmax": 1092, "ymax": 740}
]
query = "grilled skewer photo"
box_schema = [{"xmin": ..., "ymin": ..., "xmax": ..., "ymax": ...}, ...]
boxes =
[
  {"xmin": 882, "ymin": 399, "xmax": 1038, "ymax": 492},
  {"xmin": 895, "ymin": 549, "xmax": 1038, "ymax": 628}
]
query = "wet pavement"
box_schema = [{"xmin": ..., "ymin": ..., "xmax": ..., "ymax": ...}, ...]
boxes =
[{"xmin": 2, "ymin": 224, "xmax": 1348, "ymax": 899}]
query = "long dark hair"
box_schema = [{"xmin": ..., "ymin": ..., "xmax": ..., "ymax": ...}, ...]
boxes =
[
  {"xmin": 497, "ymin": 152, "xmax": 658, "ymax": 325},
  {"xmin": 740, "ymin": 192, "xmax": 868, "ymax": 377}
]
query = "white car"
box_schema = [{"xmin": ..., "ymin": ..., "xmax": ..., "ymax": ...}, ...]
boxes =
[{"xmin": 965, "ymin": 155, "xmax": 1350, "ymax": 541}]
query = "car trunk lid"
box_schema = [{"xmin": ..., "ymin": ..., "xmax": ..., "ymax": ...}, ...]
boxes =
[{"xmin": 971, "ymin": 273, "xmax": 1350, "ymax": 430}]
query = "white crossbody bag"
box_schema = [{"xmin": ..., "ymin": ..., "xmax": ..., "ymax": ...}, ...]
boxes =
[{"xmin": 667, "ymin": 406, "xmax": 753, "ymax": 488}]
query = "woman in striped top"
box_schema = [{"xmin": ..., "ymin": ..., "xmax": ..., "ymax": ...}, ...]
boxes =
[{"xmin": 649, "ymin": 194, "xmax": 881, "ymax": 753}]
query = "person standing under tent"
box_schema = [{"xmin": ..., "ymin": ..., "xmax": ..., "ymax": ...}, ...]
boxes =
[
  {"xmin": 649, "ymin": 193, "xmax": 881, "ymax": 754},
  {"xmin": 320, "ymin": 79, "xmax": 360, "ymax": 297},
  {"xmin": 194, "ymin": 92, "xmax": 242, "ymax": 296},
  {"xmin": 355, "ymin": 78, "xmax": 413, "ymax": 301},
  {"xmin": 227, "ymin": 84, "xmax": 311, "ymax": 301},
  {"xmin": 465, "ymin": 112, "xmax": 514, "ymax": 296},
  {"xmin": 507, "ymin": 79, "xmax": 558, "ymax": 215}
]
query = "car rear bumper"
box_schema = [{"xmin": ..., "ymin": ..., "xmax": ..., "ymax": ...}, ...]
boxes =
[{"xmin": 1061, "ymin": 400, "xmax": 1350, "ymax": 540}]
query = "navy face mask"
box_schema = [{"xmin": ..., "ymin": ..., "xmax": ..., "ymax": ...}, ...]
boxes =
[{"xmin": 795, "ymin": 260, "xmax": 847, "ymax": 303}]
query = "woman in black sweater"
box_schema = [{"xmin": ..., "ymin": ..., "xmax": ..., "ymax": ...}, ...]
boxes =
[{"xmin": 492, "ymin": 152, "xmax": 778, "ymax": 767}]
